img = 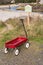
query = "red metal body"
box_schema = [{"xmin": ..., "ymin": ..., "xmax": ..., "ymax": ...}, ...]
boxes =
[{"xmin": 5, "ymin": 37, "xmax": 27, "ymax": 48}]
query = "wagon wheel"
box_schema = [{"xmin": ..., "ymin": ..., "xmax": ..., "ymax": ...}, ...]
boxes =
[
  {"xmin": 14, "ymin": 48, "xmax": 19, "ymax": 56},
  {"xmin": 25, "ymin": 42, "xmax": 30, "ymax": 48},
  {"xmin": 4, "ymin": 48, "xmax": 8, "ymax": 53}
]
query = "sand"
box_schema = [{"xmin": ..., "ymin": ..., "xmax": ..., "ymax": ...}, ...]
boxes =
[{"xmin": 0, "ymin": 10, "xmax": 43, "ymax": 22}]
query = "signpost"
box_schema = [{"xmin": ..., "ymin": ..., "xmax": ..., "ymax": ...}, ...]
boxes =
[
  {"xmin": 25, "ymin": 5, "xmax": 32, "ymax": 12},
  {"xmin": 25, "ymin": 5, "xmax": 32, "ymax": 26}
]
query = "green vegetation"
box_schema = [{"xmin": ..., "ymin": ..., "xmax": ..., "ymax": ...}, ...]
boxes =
[
  {"xmin": 0, "ymin": 0, "xmax": 36, "ymax": 4},
  {"xmin": 15, "ymin": 0, "xmax": 36, "ymax": 3},
  {"xmin": 29, "ymin": 36, "xmax": 43, "ymax": 43},
  {"xmin": 0, "ymin": 22, "xmax": 5, "ymax": 28},
  {"xmin": 0, "ymin": 22, "xmax": 6, "ymax": 31},
  {"xmin": 0, "ymin": 18, "xmax": 43, "ymax": 48}
]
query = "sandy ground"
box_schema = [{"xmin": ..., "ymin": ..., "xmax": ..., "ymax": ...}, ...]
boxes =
[
  {"xmin": 0, "ymin": 10, "xmax": 43, "ymax": 22},
  {"xmin": 0, "ymin": 10, "xmax": 28, "ymax": 21},
  {"xmin": 0, "ymin": 42, "xmax": 43, "ymax": 65}
]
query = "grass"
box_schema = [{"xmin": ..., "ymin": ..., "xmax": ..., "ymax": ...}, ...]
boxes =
[
  {"xmin": 0, "ymin": 22, "xmax": 6, "ymax": 31},
  {"xmin": 29, "ymin": 36, "xmax": 43, "ymax": 43},
  {"xmin": 0, "ymin": 18, "xmax": 43, "ymax": 48},
  {"xmin": 0, "ymin": 32, "xmax": 43, "ymax": 48}
]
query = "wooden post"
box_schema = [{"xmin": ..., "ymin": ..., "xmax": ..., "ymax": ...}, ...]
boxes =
[
  {"xmin": 25, "ymin": 5, "xmax": 32, "ymax": 26},
  {"xmin": 26, "ymin": 12, "xmax": 31, "ymax": 27},
  {"xmin": 27, "ymin": 13, "xmax": 30, "ymax": 26}
]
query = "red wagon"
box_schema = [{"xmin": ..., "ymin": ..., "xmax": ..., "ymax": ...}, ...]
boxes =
[
  {"xmin": 4, "ymin": 17, "xmax": 29, "ymax": 55},
  {"xmin": 5, "ymin": 37, "xmax": 27, "ymax": 48}
]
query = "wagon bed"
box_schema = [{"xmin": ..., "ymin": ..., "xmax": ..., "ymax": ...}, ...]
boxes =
[{"xmin": 5, "ymin": 37, "xmax": 27, "ymax": 48}]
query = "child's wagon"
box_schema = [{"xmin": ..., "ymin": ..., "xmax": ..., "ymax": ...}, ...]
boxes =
[{"xmin": 4, "ymin": 17, "xmax": 29, "ymax": 55}]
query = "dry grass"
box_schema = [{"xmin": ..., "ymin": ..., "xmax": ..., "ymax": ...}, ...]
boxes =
[
  {"xmin": 28, "ymin": 17, "xmax": 43, "ymax": 36},
  {"xmin": 0, "ymin": 17, "xmax": 43, "ymax": 48}
]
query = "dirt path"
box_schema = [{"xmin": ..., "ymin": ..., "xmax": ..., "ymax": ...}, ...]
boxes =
[{"xmin": 0, "ymin": 42, "xmax": 43, "ymax": 65}]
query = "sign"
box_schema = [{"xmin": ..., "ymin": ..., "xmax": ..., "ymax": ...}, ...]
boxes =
[{"xmin": 25, "ymin": 5, "xmax": 32, "ymax": 12}]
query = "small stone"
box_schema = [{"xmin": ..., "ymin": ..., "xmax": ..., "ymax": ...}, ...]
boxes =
[{"xmin": 38, "ymin": 58, "xmax": 41, "ymax": 61}]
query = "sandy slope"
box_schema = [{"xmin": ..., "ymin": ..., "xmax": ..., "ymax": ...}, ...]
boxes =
[{"xmin": 0, "ymin": 10, "xmax": 43, "ymax": 22}]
